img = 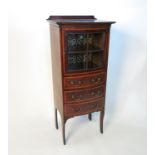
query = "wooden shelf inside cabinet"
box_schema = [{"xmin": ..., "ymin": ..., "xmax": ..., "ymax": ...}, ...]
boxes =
[{"xmin": 47, "ymin": 15, "xmax": 115, "ymax": 145}]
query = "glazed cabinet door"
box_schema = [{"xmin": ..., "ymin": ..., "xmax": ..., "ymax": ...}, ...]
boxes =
[{"xmin": 63, "ymin": 30, "xmax": 107, "ymax": 74}]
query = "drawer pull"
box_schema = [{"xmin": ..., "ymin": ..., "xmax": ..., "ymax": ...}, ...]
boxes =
[
  {"xmin": 91, "ymin": 78, "xmax": 102, "ymax": 83},
  {"xmin": 70, "ymin": 81, "xmax": 74, "ymax": 84},
  {"xmin": 71, "ymin": 94, "xmax": 75, "ymax": 99},
  {"xmin": 79, "ymin": 94, "xmax": 83, "ymax": 98},
  {"xmin": 97, "ymin": 90, "xmax": 101, "ymax": 95},
  {"xmin": 78, "ymin": 81, "xmax": 81, "ymax": 84},
  {"xmin": 91, "ymin": 78, "xmax": 95, "ymax": 82},
  {"xmin": 91, "ymin": 91, "xmax": 95, "ymax": 95},
  {"xmin": 97, "ymin": 77, "xmax": 101, "ymax": 81}
]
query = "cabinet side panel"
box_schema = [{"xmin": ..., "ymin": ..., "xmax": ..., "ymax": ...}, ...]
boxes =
[
  {"xmin": 104, "ymin": 27, "xmax": 111, "ymax": 71},
  {"xmin": 103, "ymin": 26, "xmax": 111, "ymax": 110},
  {"xmin": 50, "ymin": 24, "xmax": 63, "ymax": 116}
]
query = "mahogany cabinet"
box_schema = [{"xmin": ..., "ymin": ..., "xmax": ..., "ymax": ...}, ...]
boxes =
[{"xmin": 47, "ymin": 16, "xmax": 115, "ymax": 144}]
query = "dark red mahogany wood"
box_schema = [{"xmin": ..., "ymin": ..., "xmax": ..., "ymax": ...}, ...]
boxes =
[
  {"xmin": 47, "ymin": 15, "xmax": 115, "ymax": 145},
  {"xmin": 47, "ymin": 15, "xmax": 96, "ymax": 20}
]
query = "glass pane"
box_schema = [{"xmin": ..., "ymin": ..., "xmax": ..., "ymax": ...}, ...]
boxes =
[
  {"xmin": 67, "ymin": 53, "xmax": 86, "ymax": 71},
  {"xmin": 65, "ymin": 31, "xmax": 105, "ymax": 72},
  {"xmin": 87, "ymin": 52, "xmax": 103, "ymax": 70},
  {"xmin": 88, "ymin": 33, "xmax": 105, "ymax": 50},
  {"xmin": 67, "ymin": 33, "xmax": 87, "ymax": 51}
]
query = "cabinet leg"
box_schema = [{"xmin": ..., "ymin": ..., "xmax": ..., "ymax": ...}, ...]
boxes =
[
  {"xmin": 62, "ymin": 119, "xmax": 66, "ymax": 145},
  {"xmin": 88, "ymin": 113, "xmax": 92, "ymax": 120},
  {"xmin": 55, "ymin": 109, "xmax": 58, "ymax": 129},
  {"xmin": 100, "ymin": 110, "xmax": 104, "ymax": 134}
]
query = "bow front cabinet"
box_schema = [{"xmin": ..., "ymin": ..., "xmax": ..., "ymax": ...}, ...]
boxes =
[{"xmin": 47, "ymin": 16, "xmax": 115, "ymax": 144}]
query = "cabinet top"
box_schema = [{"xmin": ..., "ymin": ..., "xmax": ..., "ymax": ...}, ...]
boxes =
[{"xmin": 47, "ymin": 16, "xmax": 115, "ymax": 25}]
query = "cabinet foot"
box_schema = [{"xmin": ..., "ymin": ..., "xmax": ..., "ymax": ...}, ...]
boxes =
[
  {"xmin": 55, "ymin": 108, "xmax": 58, "ymax": 129},
  {"xmin": 62, "ymin": 119, "xmax": 66, "ymax": 145},
  {"xmin": 88, "ymin": 113, "xmax": 92, "ymax": 120},
  {"xmin": 100, "ymin": 110, "xmax": 104, "ymax": 134}
]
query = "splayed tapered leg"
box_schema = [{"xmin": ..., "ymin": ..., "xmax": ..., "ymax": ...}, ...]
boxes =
[
  {"xmin": 62, "ymin": 119, "xmax": 66, "ymax": 145},
  {"xmin": 55, "ymin": 108, "xmax": 58, "ymax": 129},
  {"xmin": 88, "ymin": 113, "xmax": 92, "ymax": 120},
  {"xmin": 100, "ymin": 110, "xmax": 104, "ymax": 133}
]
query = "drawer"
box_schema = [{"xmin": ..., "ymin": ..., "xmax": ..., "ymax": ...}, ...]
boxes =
[
  {"xmin": 64, "ymin": 72, "xmax": 106, "ymax": 90},
  {"xmin": 64, "ymin": 98, "xmax": 104, "ymax": 117},
  {"xmin": 64, "ymin": 85, "xmax": 105, "ymax": 103}
]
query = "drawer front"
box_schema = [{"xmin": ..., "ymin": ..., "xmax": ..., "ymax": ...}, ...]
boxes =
[
  {"xmin": 64, "ymin": 72, "xmax": 106, "ymax": 90},
  {"xmin": 64, "ymin": 98, "xmax": 104, "ymax": 117},
  {"xmin": 64, "ymin": 85, "xmax": 105, "ymax": 103}
]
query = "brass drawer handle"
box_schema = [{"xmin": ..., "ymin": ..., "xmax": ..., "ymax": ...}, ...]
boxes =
[
  {"xmin": 70, "ymin": 80, "xmax": 82, "ymax": 85},
  {"xmin": 97, "ymin": 90, "xmax": 101, "ymax": 95},
  {"xmin": 97, "ymin": 77, "xmax": 101, "ymax": 81},
  {"xmin": 71, "ymin": 94, "xmax": 75, "ymax": 99},
  {"xmin": 79, "ymin": 94, "xmax": 83, "ymax": 98},
  {"xmin": 70, "ymin": 81, "xmax": 74, "ymax": 84},
  {"xmin": 91, "ymin": 91, "xmax": 95, "ymax": 95},
  {"xmin": 91, "ymin": 78, "xmax": 95, "ymax": 82},
  {"xmin": 78, "ymin": 81, "xmax": 81, "ymax": 84},
  {"xmin": 91, "ymin": 78, "xmax": 101, "ymax": 83}
]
